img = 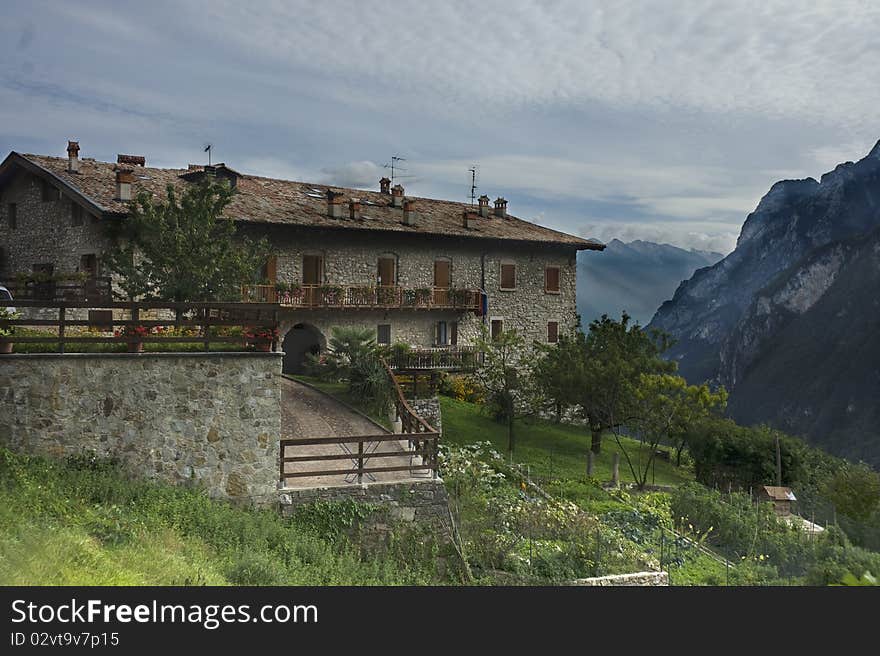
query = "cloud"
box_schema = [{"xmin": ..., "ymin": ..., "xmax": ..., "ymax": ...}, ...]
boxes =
[{"xmin": 319, "ymin": 161, "xmax": 385, "ymax": 189}]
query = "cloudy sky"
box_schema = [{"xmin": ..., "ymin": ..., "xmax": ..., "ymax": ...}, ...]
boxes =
[{"xmin": 2, "ymin": 0, "xmax": 878, "ymax": 253}]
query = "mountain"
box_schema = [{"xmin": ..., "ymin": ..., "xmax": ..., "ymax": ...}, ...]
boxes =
[
  {"xmin": 577, "ymin": 239, "xmax": 722, "ymax": 325},
  {"xmin": 649, "ymin": 140, "xmax": 880, "ymax": 465}
]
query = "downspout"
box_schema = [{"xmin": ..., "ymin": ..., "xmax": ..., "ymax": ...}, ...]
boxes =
[{"xmin": 480, "ymin": 251, "xmax": 487, "ymax": 327}]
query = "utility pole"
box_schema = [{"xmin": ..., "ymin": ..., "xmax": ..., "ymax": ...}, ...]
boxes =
[{"xmin": 775, "ymin": 435, "xmax": 782, "ymax": 487}]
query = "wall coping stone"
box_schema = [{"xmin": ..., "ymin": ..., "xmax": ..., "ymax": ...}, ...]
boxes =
[
  {"xmin": 568, "ymin": 571, "xmax": 669, "ymax": 586},
  {"xmin": 0, "ymin": 351, "xmax": 283, "ymax": 361}
]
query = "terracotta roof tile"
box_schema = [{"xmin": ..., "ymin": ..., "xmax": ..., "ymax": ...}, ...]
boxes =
[{"xmin": 15, "ymin": 153, "xmax": 604, "ymax": 250}]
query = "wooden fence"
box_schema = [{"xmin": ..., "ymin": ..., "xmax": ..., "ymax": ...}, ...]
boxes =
[
  {"xmin": 389, "ymin": 345, "xmax": 481, "ymax": 371},
  {"xmin": 3, "ymin": 276, "xmax": 112, "ymax": 302},
  {"xmin": 0, "ymin": 300, "xmax": 280, "ymax": 353},
  {"xmin": 279, "ymin": 359, "xmax": 440, "ymax": 486}
]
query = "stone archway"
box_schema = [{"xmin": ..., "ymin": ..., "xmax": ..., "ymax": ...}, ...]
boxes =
[{"xmin": 281, "ymin": 323, "xmax": 325, "ymax": 374}]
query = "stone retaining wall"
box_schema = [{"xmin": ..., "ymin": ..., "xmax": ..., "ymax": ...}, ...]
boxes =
[
  {"xmin": 569, "ymin": 571, "xmax": 669, "ymax": 586},
  {"xmin": 409, "ymin": 397, "xmax": 442, "ymax": 434},
  {"xmin": 0, "ymin": 352, "xmax": 282, "ymax": 505}
]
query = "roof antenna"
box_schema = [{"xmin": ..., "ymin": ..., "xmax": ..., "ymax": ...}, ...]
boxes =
[
  {"xmin": 468, "ymin": 164, "xmax": 479, "ymax": 205},
  {"xmin": 384, "ymin": 155, "xmax": 406, "ymax": 184},
  {"xmin": 204, "ymin": 143, "xmax": 212, "ymax": 166}
]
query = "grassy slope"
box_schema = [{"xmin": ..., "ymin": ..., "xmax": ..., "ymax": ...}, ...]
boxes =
[{"xmin": 0, "ymin": 449, "xmax": 445, "ymax": 586}]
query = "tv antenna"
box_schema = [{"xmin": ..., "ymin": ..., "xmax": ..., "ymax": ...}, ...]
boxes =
[
  {"xmin": 203, "ymin": 143, "xmax": 213, "ymax": 166},
  {"xmin": 384, "ymin": 155, "xmax": 407, "ymax": 184},
  {"xmin": 468, "ymin": 164, "xmax": 479, "ymax": 205}
]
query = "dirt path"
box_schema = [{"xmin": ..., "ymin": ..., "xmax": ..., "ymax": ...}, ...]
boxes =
[{"xmin": 280, "ymin": 378, "xmax": 430, "ymax": 489}]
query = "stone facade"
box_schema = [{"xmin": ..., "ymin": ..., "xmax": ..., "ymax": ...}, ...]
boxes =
[
  {"xmin": 0, "ymin": 168, "xmax": 109, "ymax": 280},
  {"xmin": 569, "ymin": 571, "xmax": 669, "ymax": 586},
  {"xmin": 0, "ymin": 352, "xmax": 282, "ymax": 505},
  {"xmin": 280, "ymin": 478, "xmax": 451, "ymax": 535},
  {"xmin": 249, "ymin": 225, "xmax": 579, "ymax": 351}
]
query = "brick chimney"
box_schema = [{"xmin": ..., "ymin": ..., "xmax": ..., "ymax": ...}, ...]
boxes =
[
  {"xmin": 115, "ymin": 168, "xmax": 133, "ymax": 201},
  {"xmin": 477, "ymin": 194, "xmax": 490, "ymax": 217},
  {"xmin": 379, "ymin": 177, "xmax": 391, "ymax": 194},
  {"xmin": 462, "ymin": 210, "xmax": 479, "ymax": 230},
  {"xmin": 349, "ymin": 198, "xmax": 361, "ymax": 220},
  {"xmin": 494, "ymin": 197, "xmax": 508, "ymax": 218},
  {"xmin": 326, "ymin": 189, "xmax": 344, "ymax": 218},
  {"xmin": 403, "ymin": 198, "xmax": 418, "ymax": 226},
  {"xmin": 67, "ymin": 141, "xmax": 80, "ymax": 173},
  {"xmin": 391, "ymin": 184, "xmax": 404, "ymax": 208}
]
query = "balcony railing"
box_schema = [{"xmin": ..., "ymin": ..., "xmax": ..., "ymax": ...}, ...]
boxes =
[
  {"xmin": 3, "ymin": 276, "xmax": 112, "ymax": 303},
  {"xmin": 241, "ymin": 284, "xmax": 481, "ymax": 311},
  {"xmin": 389, "ymin": 346, "xmax": 482, "ymax": 372}
]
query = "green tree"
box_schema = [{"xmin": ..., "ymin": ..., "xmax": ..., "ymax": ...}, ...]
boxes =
[
  {"xmin": 532, "ymin": 330, "xmax": 582, "ymax": 422},
  {"xmin": 104, "ymin": 179, "xmax": 269, "ymax": 302},
  {"xmin": 822, "ymin": 463, "xmax": 880, "ymax": 522},
  {"xmin": 618, "ymin": 373, "xmax": 727, "ymax": 489},
  {"xmin": 573, "ymin": 313, "xmax": 675, "ymax": 455},
  {"xmin": 473, "ymin": 325, "xmax": 540, "ymax": 459}
]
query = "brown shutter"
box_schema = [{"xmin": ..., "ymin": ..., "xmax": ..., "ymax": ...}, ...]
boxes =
[
  {"xmin": 264, "ymin": 255, "xmax": 277, "ymax": 283},
  {"xmin": 547, "ymin": 321, "xmax": 559, "ymax": 343},
  {"xmin": 500, "ymin": 264, "xmax": 516, "ymax": 289},
  {"xmin": 545, "ymin": 267, "xmax": 560, "ymax": 292}
]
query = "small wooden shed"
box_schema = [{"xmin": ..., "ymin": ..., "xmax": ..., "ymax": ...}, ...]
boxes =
[{"xmin": 758, "ymin": 486, "xmax": 797, "ymax": 516}]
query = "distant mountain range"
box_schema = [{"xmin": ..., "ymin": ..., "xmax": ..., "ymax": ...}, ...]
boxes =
[
  {"xmin": 649, "ymin": 140, "xmax": 880, "ymax": 466},
  {"xmin": 577, "ymin": 239, "xmax": 723, "ymax": 325}
]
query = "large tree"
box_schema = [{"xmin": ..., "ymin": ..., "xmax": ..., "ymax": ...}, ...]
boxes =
[
  {"xmin": 573, "ymin": 313, "xmax": 675, "ymax": 454},
  {"xmin": 104, "ymin": 179, "xmax": 268, "ymax": 302}
]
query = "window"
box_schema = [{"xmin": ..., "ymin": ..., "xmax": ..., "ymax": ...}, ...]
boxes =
[
  {"xmin": 302, "ymin": 254, "xmax": 323, "ymax": 285},
  {"xmin": 547, "ymin": 321, "xmax": 559, "ymax": 344},
  {"xmin": 40, "ymin": 180, "xmax": 57, "ymax": 202},
  {"xmin": 545, "ymin": 266, "xmax": 560, "ymax": 293},
  {"xmin": 450, "ymin": 321, "xmax": 458, "ymax": 346},
  {"xmin": 500, "ymin": 263, "xmax": 516, "ymax": 290},
  {"xmin": 80, "ymin": 253, "xmax": 98, "ymax": 278},
  {"xmin": 71, "ymin": 203, "xmax": 84, "ymax": 227},
  {"xmin": 377, "ymin": 324, "xmax": 391, "ymax": 345},
  {"xmin": 377, "ymin": 256, "xmax": 396, "ymax": 286},
  {"xmin": 490, "ymin": 318, "xmax": 503, "ymax": 341},
  {"xmin": 7, "ymin": 203, "xmax": 16, "ymax": 230},
  {"xmin": 435, "ymin": 321, "xmax": 448, "ymax": 346},
  {"xmin": 262, "ymin": 255, "xmax": 277, "ymax": 283}
]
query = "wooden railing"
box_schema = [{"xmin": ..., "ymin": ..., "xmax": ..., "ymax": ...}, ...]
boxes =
[
  {"xmin": 3, "ymin": 276, "xmax": 112, "ymax": 302},
  {"xmin": 242, "ymin": 284, "xmax": 481, "ymax": 311},
  {"xmin": 279, "ymin": 358, "xmax": 440, "ymax": 487},
  {"xmin": 390, "ymin": 346, "xmax": 482, "ymax": 371},
  {"xmin": 0, "ymin": 300, "xmax": 280, "ymax": 353}
]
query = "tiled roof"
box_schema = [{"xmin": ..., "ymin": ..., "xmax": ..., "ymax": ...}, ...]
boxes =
[
  {"xmin": 761, "ymin": 486, "xmax": 797, "ymax": 501},
  {"xmin": 7, "ymin": 153, "xmax": 604, "ymax": 250}
]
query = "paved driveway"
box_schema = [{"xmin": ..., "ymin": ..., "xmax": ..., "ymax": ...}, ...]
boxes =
[{"xmin": 280, "ymin": 378, "xmax": 430, "ymax": 489}]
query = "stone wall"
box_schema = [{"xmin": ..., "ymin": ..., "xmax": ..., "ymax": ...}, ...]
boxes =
[
  {"xmin": 0, "ymin": 352, "xmax": 282, "ymax": 505},
  {"xmin": 410, "ymin": 397, "xmax": 442, "ymax": 434},
  {"xmin": 0, "ymin": 169, "xmax": 110, "ymax": 280},
  {"xmin": 569, "ymin": 571, "xmax": 669, "ymax": 586},
  {"xmin": 280, "ymin": 479, "xmax": 450, "ymax": 534}
]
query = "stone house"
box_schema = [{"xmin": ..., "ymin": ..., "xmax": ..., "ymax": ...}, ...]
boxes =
[
  {"xmin": 0, "ymin": 143, "xmax": 604, "ymax": 372},
  {"xmin": 757, "ymin": 485, "xmax": 797, "ymax": 516}
]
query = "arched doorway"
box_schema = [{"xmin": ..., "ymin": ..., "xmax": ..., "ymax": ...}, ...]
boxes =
[{"xmin": 281, "ymin": 323, "xmax": 325, "ymax": 374}]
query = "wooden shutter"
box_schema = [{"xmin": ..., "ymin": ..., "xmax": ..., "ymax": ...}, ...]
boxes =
[
  {"xmin": 433, "ymin": 260, "xmax": 451, "ymax": 287},
  {"xmin": 545, "ymin": 267, "xmax": 560, "ymax": 293},
  {"xmin": 263, "ymin": 255, "xmax": 277, "ymax": 283},
  {"xmin": 491, "ymin": 319, "xmax": 503, "ymax": 340},
  {"xmin": 547, "ymin": 321, "xmax": 559, "ymax": 343},
  {"xmin": 500, "ymin": 263, "xmax": 516, "ymax": 289}
]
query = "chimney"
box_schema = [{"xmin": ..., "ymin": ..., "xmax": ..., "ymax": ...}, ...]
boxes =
[
  {"xmin": 67, "ymin": 141, "xmax": 80, "ymax": 173},
  {"xmin": 403, "ymin": 198, "xmax": 418, "ymax": 226},
  {"xmin": 462, "ymin": 210, "xmax": 479, "ymax": 230},
  {"xmin": 117, "ymin": 154, "xmax": 146, "ymax": 167},
  {"xmin": 349, "ymin": 198, "xmax": 361, "ymax": 220},
  {"xmin": 326, "ymin": 189, "xmax": 344, "ymax": 218},
  {"xmin": 477, "ymin": 194, "xmax": 490, "ymax": 217},
  {"xmin": 391, "ymin": 184, "xmax": 404, "ymax": 208},
  {"xmin": 379, "ymin": 177, "xmax": 391, "ymax": 194},
  {"xmin": 494, "ymin": 197, "xmax": 508, "ymax": 218},
  {"xmin": 115, "ymin": 168, "xmax": 133, "ymax": 201}
]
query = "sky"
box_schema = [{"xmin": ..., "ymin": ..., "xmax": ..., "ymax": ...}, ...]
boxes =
[{"xmin": 1, "ymin": 0, "xmax": 878, "ymax": 254}]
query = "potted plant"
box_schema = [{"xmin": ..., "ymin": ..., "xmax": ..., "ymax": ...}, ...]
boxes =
[
  {"xmin": 318, "ymin": 284, "xmax": 344, "ymax": 305},
  {"xmin": 289, "ymin": 282, "xmax": 303, "ymax": 303},
  {"xmin": 0, "ymin": 307, "xmax": 19, "ymax": 354},
  {"xmin": 115, "ymin": 324, "xmax": 150, "ymax": 353},
  {"xmin": 244, "ymin": 326, "xmax": 279, "ymax": 352},
  {"xmin": 413, "ymin": 287, "xmax": 432, "ymax": 306},
  {"xmin": 274, "ymin": 281, "xmax": 291, "ymax": 304}
]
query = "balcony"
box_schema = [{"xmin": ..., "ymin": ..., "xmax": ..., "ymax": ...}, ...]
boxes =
[{"xmin": 241, "ymin": 284, "xmax": 482, "ymax": 312}]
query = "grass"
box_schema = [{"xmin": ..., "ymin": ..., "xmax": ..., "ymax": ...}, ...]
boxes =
[
  {"xmin": 0, "ymin": 449, "xmax": 451, "ymax": 586},
  {"xmin": 440, "ymin": 397, "xmax": 692, "ymax": 500}
]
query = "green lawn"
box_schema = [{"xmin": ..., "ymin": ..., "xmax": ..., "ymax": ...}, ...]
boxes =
[{"xmin": 440, "ymin": 396, "xmax": 693, "ymax": 492}]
